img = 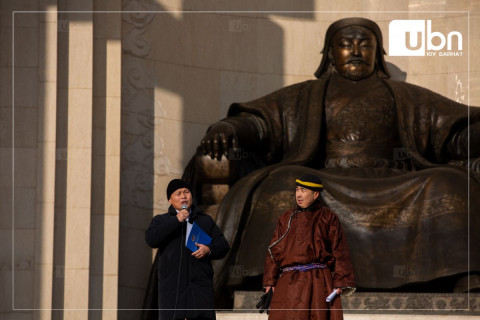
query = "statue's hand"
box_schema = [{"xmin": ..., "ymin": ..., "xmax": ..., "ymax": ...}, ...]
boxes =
[{"xmin": 201, "ymin": 122, "xmax": 238, "ymax": 161}]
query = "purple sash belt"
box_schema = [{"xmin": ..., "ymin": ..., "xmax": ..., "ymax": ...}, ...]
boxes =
[{"xmin": 282, "ymin": 262, "xmax": 327, "ymax": 272}]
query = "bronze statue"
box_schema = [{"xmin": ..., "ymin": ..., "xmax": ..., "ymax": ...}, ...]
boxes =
[{"xmin": 184, "ymin": 17, "xmax": 480, "ymax": 302}]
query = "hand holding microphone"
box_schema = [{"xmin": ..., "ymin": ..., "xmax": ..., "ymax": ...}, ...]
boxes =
[{"xmin": 176, "ymin": 204, "xmax": 189, "ymax": 222}]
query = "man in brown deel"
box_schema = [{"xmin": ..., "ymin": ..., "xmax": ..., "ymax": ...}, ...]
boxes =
[{"xmin": 260, "ymin": 174, "xmax": 355, "ymax": 320}]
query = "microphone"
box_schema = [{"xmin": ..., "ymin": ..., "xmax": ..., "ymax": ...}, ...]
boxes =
[{"xmin": 181, "ymin": 204, "xmax": 189, "ymax": 222}]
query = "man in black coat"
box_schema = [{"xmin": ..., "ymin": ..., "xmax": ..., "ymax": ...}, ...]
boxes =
[{"xmin": 145, "ymin": 179, "xmax": 230, "ymax": 320}]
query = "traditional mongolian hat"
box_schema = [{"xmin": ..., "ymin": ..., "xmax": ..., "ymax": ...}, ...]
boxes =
[{"xmin": 296, "ymin": 174, "xmax": 324, "ymax": 192}]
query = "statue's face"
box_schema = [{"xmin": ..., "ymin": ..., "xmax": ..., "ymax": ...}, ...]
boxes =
[{"xmin": 330, "ymin": 26, "xmax": 377, "ymax": 81}]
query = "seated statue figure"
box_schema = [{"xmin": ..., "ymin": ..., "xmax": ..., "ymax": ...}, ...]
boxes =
[{"xmin": 184, "ymin": 17, "xmax": 480, "ymax": 299}]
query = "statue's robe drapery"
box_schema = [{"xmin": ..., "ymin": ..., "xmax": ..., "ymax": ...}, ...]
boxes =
[{"xmin": 210, "ymin": 76, "xmax": 480, "ymax": 292}]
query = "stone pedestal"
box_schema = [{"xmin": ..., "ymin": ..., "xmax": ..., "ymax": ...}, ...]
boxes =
[
  {"xmin": 216, "ymin": 312, "xmax": 480, "ymax": 320},
  {"xmin": 233, "ymin": 291, "xmax": 480, "ymax": 315}
]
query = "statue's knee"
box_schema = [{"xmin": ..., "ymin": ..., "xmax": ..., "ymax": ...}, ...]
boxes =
[
  {"xmin": 424, "ymin": 167, "xmax": 467, "ymax": 186},
  {"xmin": 194, "ymin": 153, "xmax": 230, "ymax": 206},
  {"xmin": 195, "ymin": 153, "xmax": 230, "ymax": 182}
]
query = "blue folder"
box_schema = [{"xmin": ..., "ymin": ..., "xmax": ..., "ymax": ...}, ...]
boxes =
[{"xmin": 186, "ymin": 222, "xmax": 212, "ymax": 252}]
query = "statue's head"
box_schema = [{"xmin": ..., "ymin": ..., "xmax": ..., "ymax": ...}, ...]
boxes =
[{"xmin": 314, "ymin": 17, "xmax": 390, "ymax": 80}]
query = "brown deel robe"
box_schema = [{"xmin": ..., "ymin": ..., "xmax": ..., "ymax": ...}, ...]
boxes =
[{"xmin": 263, "ymin": 201, "xmax": 355, "ymax": 320}]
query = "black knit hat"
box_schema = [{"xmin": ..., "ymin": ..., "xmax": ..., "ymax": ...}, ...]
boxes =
[
  {"xmin": 296, "ymin": 174, "xmax": 324, "ymax": 191},
  {"xmin": 166, "ymin": 179, "xmax": 191, "ymax": 199}
]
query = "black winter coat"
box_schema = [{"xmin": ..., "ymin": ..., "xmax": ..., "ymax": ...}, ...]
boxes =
[{"xmin": 145, "ymin": 205, "xmax": 230, "ymax": 320}]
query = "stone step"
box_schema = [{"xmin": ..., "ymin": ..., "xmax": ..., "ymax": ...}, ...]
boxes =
[
  {"xmin": 231, "ymin": 291, "xmax": 480, "ymax": 316},
  {"xmin": 216, "ymin": 313, "xmax": 479, "ymax": 320}
]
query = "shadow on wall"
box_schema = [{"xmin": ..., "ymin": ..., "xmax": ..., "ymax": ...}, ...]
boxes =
[{"xmin": 118, "ymin": 0, "xmax": 314, "ymax": 318}]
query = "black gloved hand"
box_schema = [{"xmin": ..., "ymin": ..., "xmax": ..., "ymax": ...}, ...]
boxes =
[{"xmin": 256, "ymin": 289, "xmax": 273, "ymax": 314}]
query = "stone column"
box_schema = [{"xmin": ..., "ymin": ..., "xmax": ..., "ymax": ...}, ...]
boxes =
[
  {"xmin": 118, "ymin": 4, "xmax": 157, "ymax": 318},
  {"xmin": 52, "ymin": 3, "xmax": 93, "ymax": 320},
  {"xmin": 34, "ymin": 4, "xmax": 58, "ymax": 320},
  {"xmin": 6, "ymin": 2, "xmax": 42, "ymax": 317},
  {"xmin": 88, "ymin": 1, "xmax": 122, "ymax": 320}
]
